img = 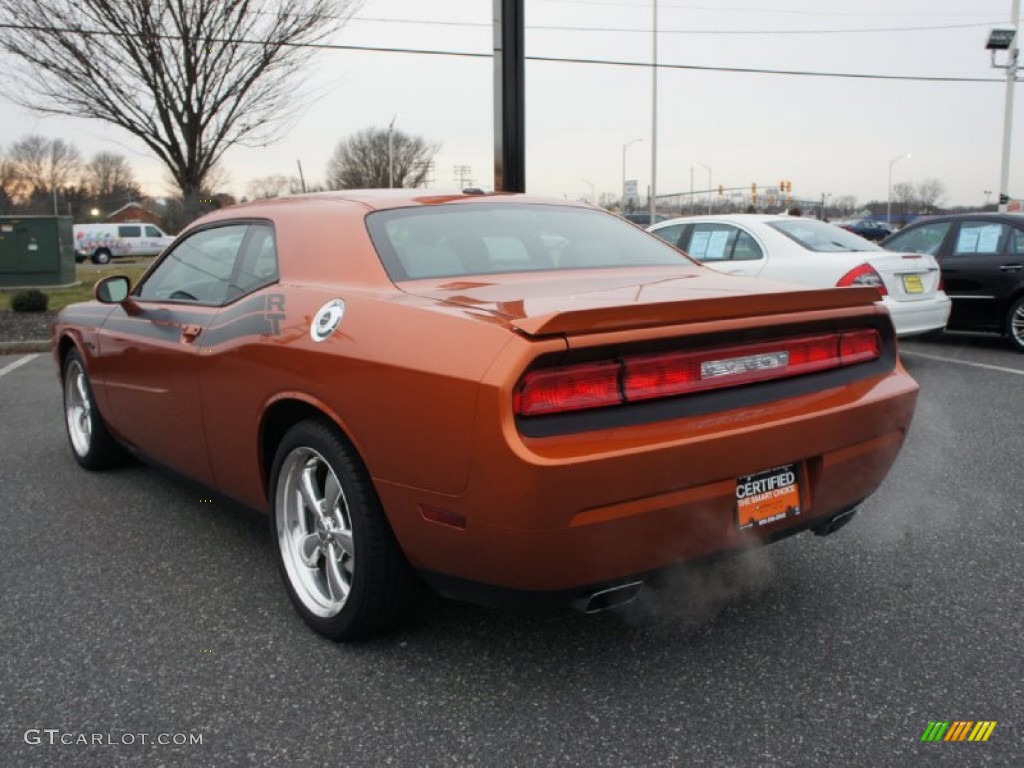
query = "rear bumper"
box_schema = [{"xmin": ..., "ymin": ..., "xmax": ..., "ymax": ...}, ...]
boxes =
[
  {"xmin": 884, "ymin": 294, "xmax": 951, "ymax": 337},
  {"xmin": 377, "ymin": 366, "xmax": 918, "ymax": 593},
  {"xmin": 417, "ymin": 500, "xmax": 864, "ymax": 610}
]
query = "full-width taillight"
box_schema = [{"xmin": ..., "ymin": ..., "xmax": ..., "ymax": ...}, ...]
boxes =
[
  {"xmin": 837, "ymin": 263, "xmax": 887, "ymax": 295},
  {"xmin": 514, "ymin": 329, "xmax": 882, "ymax": 417}
]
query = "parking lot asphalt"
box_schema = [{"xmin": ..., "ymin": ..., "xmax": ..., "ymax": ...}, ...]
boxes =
[{"xmin": 1, "ymin": 335, "xmax": 1022, "ymax": 767}]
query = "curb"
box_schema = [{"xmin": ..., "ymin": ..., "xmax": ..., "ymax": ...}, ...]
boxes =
[{"xmin": 0, "ymin": 340, "xmax": 52, "ymax": 355}]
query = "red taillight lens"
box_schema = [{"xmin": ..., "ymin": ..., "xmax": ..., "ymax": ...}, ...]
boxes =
[
  {"xmin": 839, "ymin": 329, "xmax": 880, "ymax": 364},
  {"xmin": 623, "ymin": 334, "xmax": 845, "ymax": 401},
  {"xmin": 837, "ymin": 263, "xmax": 887, "ymax": 296},
  {"xmin": 515, "ymin": 329, "xmax": 883, "ymax": 416},
  {"xmin": 514, "ymin": 361, "xmax": 622, "ymax": 416}
]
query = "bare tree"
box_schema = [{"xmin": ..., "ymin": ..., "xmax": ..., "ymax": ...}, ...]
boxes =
[
  {"xmin": 891, "ymin": 181, "xmax": 917, "ymax": 219},
  {"xmin": 916, "ymin": 178, "xmax": 946, "ymax": 214},
  {"xmin": 326, "ymin": 128, "xmax": 440, "ymax": 189},
  {"xmin": 0, "ymin": 0, "xmax": 360, "ymax": 220},
  {"xmin": 0, "ymin": 152, "xmax": 17, "ymax": 213},
  {"xmin": 247, "ymin": 174, "xmax": 305, "ymax": 200},
  {"xmin": 831, "ymin": 194, "xmax": 859, "ymax": 218},
  {"xmin": 83, "ymin": 151, "xmax": 141, "ymax": 213},
  {"xmin": 9, "ymin": 134, "xmax": 81, "ymax": 195}
]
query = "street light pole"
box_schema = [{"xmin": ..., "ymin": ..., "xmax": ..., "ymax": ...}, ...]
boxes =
[
  {"xmin": 697, "ymin": 162, "xmax": 711, "ymax": 213},
  {"xmin": 622, "ymin": 138, "xmax": 642, "ymax": 211},
  {"xmin": 689, "ymin": 165, "xmax": 694, "ymax": 214},
  {"xmin": 887, "ymin": 153, "xmax": 910, "ymax": 224},
  {"xmin": 581, "ymin": 179, "xmax": 595, "ymax": 205},
  {"xmin": 998, "ymin": 0, "xmax": 1020, "ymax": 211},
  {"xmin": 649, "ymin": 0, "xmax": 658, "ymax": 223}
]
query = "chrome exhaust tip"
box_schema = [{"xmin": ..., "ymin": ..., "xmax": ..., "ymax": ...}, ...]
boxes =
[
  {"xmin": 573, "ymin": 581, "xmax": 645, "ymax": 614},
  {"xmin": 812, "ymin": 505, "xmax": 859, "ymax": 537}
]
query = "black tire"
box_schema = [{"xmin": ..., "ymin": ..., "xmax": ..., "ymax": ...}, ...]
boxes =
[
  {"xmin": 1007, "ymin": 295, "xmax": 1024, "ymax": 353},
  {"xmin": 61, "ymin": 349, "xmax": 127, "ymax": 470},
  {"xmin": 91, "ymin": 249, "xmax": 111, "ymax": 265},
  {"xmin": 270, "ymin": 418, "xmax": 420, "ymax": 640}
]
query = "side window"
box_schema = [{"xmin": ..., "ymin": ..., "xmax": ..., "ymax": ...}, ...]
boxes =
[
  {"xmin": 145, "ymin": 225, "xmax": 163, "ymax": 238},
  {"xmin": 136, "ymin": 224, "xmax": 248, "ymax": 305},
  {"xmin": 885, "ymin": 222, "xmax": 951, "ymax": 256},
  {"xmin": 651, "ymin": 224, "xmax": 686, "ymax": 247},
  {"xmin": 732, "ymin": 231, "xmax": 764, "ymax": 261},
  {"xmin": 686, "ymin": 224, "xmax": 737, "ymax": 261},
  {"xmin": 118, "ymin": 225, "xmax": 142, "ymax": 238},
  {"xmin": 953, "ymin": 222, "xmax": 1007, "ymax": 256},
  {"xmin": 1010, "ymin": 227, "xmax": 1024, "ymax": 255},
  {"xmin": 227, "ymin": 224, "xmax": 279, "ymax": 300}
]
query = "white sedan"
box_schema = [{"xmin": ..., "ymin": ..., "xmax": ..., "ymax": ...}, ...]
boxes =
[{"xmin": 649, "ymin": 214, "xmax": 951, "ymax": 337}]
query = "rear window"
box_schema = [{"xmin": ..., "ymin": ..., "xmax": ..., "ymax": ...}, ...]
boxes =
[
  {"xmin": 767, "ymin": 219, "xmax": 881, "ymax": 253},
  {"xmin": 366, "ymin": 204, "xmax": 690, "ymax": 280}
]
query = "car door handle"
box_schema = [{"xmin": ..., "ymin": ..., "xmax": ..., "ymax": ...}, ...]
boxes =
[
  {"xmin": 181, "ymin": 324, "xmax": 203, "ymax": 343},
  {"xmin": 999, "ymin": 264, "xmax": 1023, "ymax": 271}
]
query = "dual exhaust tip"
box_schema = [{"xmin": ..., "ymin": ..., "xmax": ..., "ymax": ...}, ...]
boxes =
[
  {"xmin": 573, "ymin": 580, "xmax": 645, "ymax": 614},
  {"xmin": 572, "ymin": 506, "xmax": 860, "ymax": 614}
]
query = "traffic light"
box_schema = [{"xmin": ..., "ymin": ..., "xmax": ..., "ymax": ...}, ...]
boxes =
[
  {"xmin": 751, "ymin": 182, "xmax": 757, "ymax": 195},
  {"xmin": 1000, "ymin": 193, "xmax": 1010, "ymax": 205},
  {"xmin": 786, "ymin": 180, "xmax": 792, "ymax": 193},
  {"xmin": 779, "ymin": 180, "xmax": 785, "ymax": 192},
  {"xmin": 718, "ymin": 184, "xmax": 724, "ymax": 196}
]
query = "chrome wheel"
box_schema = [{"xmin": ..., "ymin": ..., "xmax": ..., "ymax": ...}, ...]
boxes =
[
  {"xmin": 1010, "ymin": 298, "xmax": 1024, "ymax": 351},
  {"xmin": 276, "ymin": 446, "xmax": 355, "ymax": 617},
  {"xmin": 64, "ymin": 359, "xmax": 93, "ymax": 457}
]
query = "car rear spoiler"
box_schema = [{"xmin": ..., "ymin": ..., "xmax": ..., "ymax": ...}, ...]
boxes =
[{"xmin": 510, "ymin": 287, "xmax": 884, "ymax": 337}]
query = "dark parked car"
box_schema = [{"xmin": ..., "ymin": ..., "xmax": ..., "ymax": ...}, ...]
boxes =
[
  {"xmin": 622, "ymin": 212, "xmax": 670, "ymax": 226},
  {"xmin": 835, "ymin": 219, "xmax": 895, "ymax": 242},
  {"xmin": 880, "ymin": 213, "xmax": 1024, "ymax": 351}
]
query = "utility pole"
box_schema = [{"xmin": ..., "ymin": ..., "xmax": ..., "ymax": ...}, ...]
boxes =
[
  {"xmin": 992, "ymin": 0, "xmax": 1020, "ymax": 211},
  {"xmin": 493, "ymin": 0, "xmax": 525, "ymax": 192},
  {"xmin": 453, "ymin": 165, "xmax": 474, "ymax": 189},
  {"xmin": 648, "ymin": 0, "xmax": 658, "ymax": 223}
]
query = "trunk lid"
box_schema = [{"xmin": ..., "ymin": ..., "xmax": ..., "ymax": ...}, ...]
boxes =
[
  {"xmin": 863, "ymin": 251, "xmax": 942, "ymax": 302},
  {"xmin": 401, "ymin": 267, "xmax": 882, "ymax": 337}
]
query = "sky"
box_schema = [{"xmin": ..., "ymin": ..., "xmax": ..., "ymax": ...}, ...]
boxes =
[{"xmin": 2, "ymin": 0, "xmax": 1022, "ymax": 210}]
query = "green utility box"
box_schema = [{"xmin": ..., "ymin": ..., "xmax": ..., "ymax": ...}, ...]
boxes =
[{"xmin": 0, "ymin": 215, "xmax": 76, "ymax": 287}]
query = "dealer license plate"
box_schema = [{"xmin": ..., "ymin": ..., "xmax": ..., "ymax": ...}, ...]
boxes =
[
  {"xmin": 902, "ymin": 274, "xmax": 924, "ymax": 294},
  {"xmin": 736, "ymin": 464, "xmax": 801, "ymax": 531}
]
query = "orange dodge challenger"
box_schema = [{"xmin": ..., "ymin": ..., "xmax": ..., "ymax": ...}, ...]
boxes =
[{"xmin": 53, "ymin": 191, "xmax": 918, "ymax": 639}]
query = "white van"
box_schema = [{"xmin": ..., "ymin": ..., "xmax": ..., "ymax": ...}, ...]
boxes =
[{"xmin": 73, "ymin": 223, "xmax": 175, "ymax": 264}]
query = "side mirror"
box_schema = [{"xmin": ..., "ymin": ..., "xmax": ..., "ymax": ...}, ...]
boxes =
[{"xmin": 94, "ymin": 275, "xmax": 131, "ymax": 304}]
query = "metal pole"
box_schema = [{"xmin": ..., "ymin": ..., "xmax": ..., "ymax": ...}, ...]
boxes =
[
  {"xmin": 887, "ymin": 154, "xmax": 909, "ymax": 224},
  {"xmin": 296, "ymin": 160, "xmax": 307, "ymax": 193},
  {"xmin": 998, "ymin": 0, "xmax": 1020, "ymax": 212},
  {"xmin": 697, "ymin": 162, "xmax": 711, "ymax": 214},
  {"xmin": 705, "ymin": 166, "xmax": 712, "ymax": 213},
  {"xmin": 689, "ymin": 165, "xmax": 694, "ymax": 215},
  {"xmin": 648, "ymin": 0, "xmax": 658, "ymax": 222},
  {"xmin": 887, "ymin": 163, "xmax": 892, "ymax": 224},
  {"xmin": 493, "ymin": 0, "xmax": 526, "ymax": 192},
  {"xmin": 622, "ymin": 139, "xmax": 641, "ymax": 211}
]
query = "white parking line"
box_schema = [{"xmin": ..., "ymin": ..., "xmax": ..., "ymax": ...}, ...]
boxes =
[
  {"xmin": 0, "ymin": 354, "xmax": 39, "ymax": 379},
  {"xmin": 901, "ymin": 350, "xmax": 1024, "ymax": 376}
]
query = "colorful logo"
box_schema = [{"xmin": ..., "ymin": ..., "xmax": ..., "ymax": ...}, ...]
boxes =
[{"xmin": 920, "ymin": 721, "xmax": 997, "ymax": 742}]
